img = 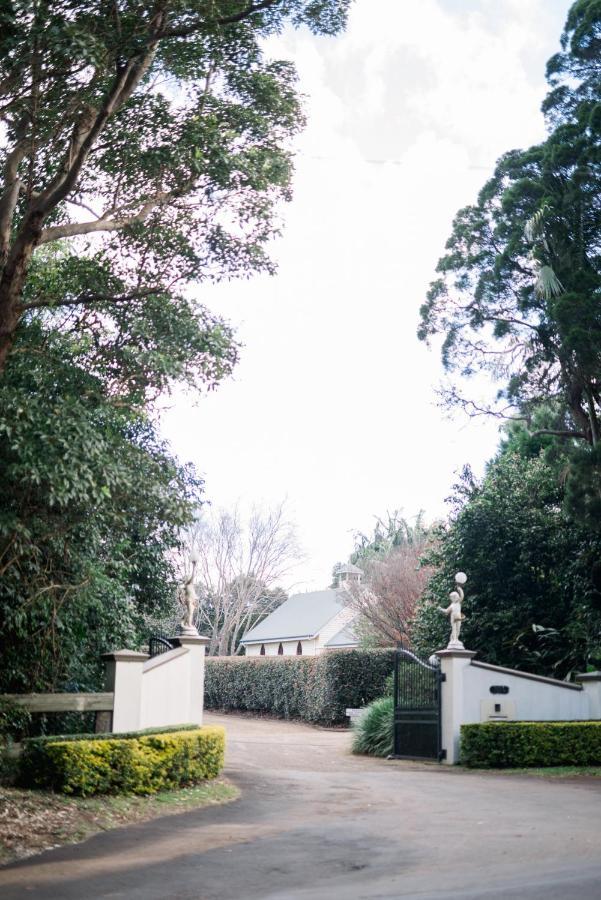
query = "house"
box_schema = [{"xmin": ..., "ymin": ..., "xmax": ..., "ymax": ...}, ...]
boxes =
[{"xmin": 240, "ymin": 565, "xmax": 363, "ymax": 657}]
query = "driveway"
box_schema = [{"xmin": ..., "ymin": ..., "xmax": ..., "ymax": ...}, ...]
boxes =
[{"xmin": 1, "ymin": 712, "xmax": 601, "ymax": 899}]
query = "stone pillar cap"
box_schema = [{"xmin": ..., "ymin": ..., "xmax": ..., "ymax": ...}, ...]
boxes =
[
  {"xmin": 172, "ymin": 634, "xmax": 210, "ymax": 646},
  {"xmin": 101, "ymin": 649, "xmax": 149, "ymax": 662},
  {"xmin": 435, "ymin": 648, "xmax": 477, "ymax": 660},
  {"xmin": 576, "ymin": 671, "xmax": 601, "ymax": 682}
]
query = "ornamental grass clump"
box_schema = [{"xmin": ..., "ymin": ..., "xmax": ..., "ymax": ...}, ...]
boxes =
[{"xmin": 351, "ymin": 696, "xmax": 394, "ymax": 758}]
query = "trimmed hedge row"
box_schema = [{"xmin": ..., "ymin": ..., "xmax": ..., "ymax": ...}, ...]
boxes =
[
  {"xmin": 461, "ymin": 721, "xmax": 601, "ymax": 768},
  {"xmin": 205, "ymin": 650, "xmax": 395, "ymax": 725},
  {"xmin": 20, "ymin": 726, "xmax": 225, "ymax": 795},
  {"xmin": 23, "ymin": 722, "xmax": 200, "ymax": 751}
]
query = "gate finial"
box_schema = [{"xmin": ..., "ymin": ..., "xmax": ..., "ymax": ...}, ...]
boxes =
[{"xmin": 438, "ymin": 572, "xmax": 467, "ymax": 649}]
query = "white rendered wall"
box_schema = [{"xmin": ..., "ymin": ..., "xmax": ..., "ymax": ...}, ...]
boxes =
[
  {"xmin": 438, "ymin": 650, "xmax": 595, "ymax": 764},
  {"xmin": 464, "ymin": 662, "xmax": 590, "ymax": 723},
  {"xmin": 140, "ymin": 647, "xmax": 191, "ymax": 729},
  {"xmin": 104, "ymin": 638, "xmax": 207, "ymax": 733}
]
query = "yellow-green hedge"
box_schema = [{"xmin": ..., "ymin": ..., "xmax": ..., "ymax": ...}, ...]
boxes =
[
  {"xmin": 461, "ymin": 721, "xmax": 601, "ymax": 768},
  {"xmin": 20, "ymin": 726, "xmax": 225, "ymax": 795}
]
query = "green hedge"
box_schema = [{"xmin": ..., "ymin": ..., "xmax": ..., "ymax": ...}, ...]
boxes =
[
  {"xmin": 19, "ymin": 726, "xmax": 225, "ymax": 795},
  {"xmin": 461, "ymin": 721, "xmax": 601, "ymax": 768},
  {"xmin": 205, "ymin": 650, "xmax": 395, "ymax": 725}
]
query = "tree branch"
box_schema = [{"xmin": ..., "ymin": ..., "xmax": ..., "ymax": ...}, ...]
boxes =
[
  {"xmin": 530, "ymin": 429, "xmax": 587, "ymax": 440},
  {"xmin": 18, "ymin": 287, "xmax": 158, "ymax": 312},
  {"xmin": 39, "ymin": 190, "xmax": 172, "ymax": 243},
  {"xmin": 158, "ymin": 0, "xmax": 278, "ymax": 38}
]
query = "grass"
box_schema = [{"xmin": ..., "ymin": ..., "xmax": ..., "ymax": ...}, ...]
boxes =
[
  {"xmin": 498, "ymin": 765, "xmax": 601, "ymax": 778},
  {"xmin": 0, "ymin": 780, "xmax": 239, "ymax": 865}
]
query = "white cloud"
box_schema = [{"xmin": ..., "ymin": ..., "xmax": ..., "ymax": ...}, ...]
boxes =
[{"xmin": 161, "ymin": 0, "xmax": 572, "ymax": 591}]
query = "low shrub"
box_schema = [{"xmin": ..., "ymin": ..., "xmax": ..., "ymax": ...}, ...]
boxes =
[
  {"xmin": 351, "ymin": 696, "xmax": 394, "ymax": 757},
  {"xmin": 205, "ymin": 650, "xmax": 395, "ymax": 725},
  {"xmin": 461, "ymin": 721, "xmax": 601, "ymax": 768},
  {"xmin": 19, "ymin": 726, "xmax": 225, "ymax": 795}
]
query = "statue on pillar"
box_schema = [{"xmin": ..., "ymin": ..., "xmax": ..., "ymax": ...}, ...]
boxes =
[
  {"xmin": 179, "ymin": 552, "xmax": 200, "ymax": 636},
  {"xmin": 438, "ymin": 572, "xmax": 467, "ymax": 649}
]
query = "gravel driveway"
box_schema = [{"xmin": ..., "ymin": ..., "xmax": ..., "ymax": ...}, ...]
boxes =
[{"xmin": 1, "ymin": 712, "xmax": 601, "ymax": 899}]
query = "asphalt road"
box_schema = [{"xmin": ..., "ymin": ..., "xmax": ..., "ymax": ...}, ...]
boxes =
[{"xmin": 2, "ymin": 712, "xmax": 601, "ymax": 899}]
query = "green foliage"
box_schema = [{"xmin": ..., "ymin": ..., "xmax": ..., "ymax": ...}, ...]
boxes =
[
  {"xmin": 0, "ymin": 699, "xmax": 31, "ymax": 743},
  {"xmin": 0, "ymin": 0, "xmax": 350, "ymax": 370},
  {"xmin": 0, "ymin": 320, "xmax": 202, "ymax": 693},
  {"xmin": 19, "ymin": 726, "xmax": 225, "ymax": 796},
  {"xmin": 412, "ymin": 451, "xmax": 601, "ymax": 677},
  {"xmin": 419, "ymin": 2, "xmax": 601, "ymax": 519},
  {"xmin": 22, "ymin": 722, "xmax": 200, "ymax": 751},
  {"xmin": 0, "ymin": 0, "xmax": 351, "ymax": 694},
  {"xmin": 349, "ymin": 511, "xmax": 430, "ymax": 569},
  {"xmin": 461, "ymin": 721, "xmax": 601, "ymax": 768},
  {"xmin": 351, "ymin": 696, "xmax": 393, "ymax": 758},
  {"xmin": 204, "ymin": 650, "xmax": 395, "ymax": 725}
]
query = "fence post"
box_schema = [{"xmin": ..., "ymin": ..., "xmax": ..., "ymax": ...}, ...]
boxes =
[
  {"xmin": 435, "ymin": 648, "xmax": 476, "ymax": 764},
  {"xmin": 173, "ymin": 635, "xmax": 209, "ymax": 725},
  {"xmin": 102, "ymin": 649, "xmax": 149, "ymax": 733},
  {"xmin": 575, "ymin": 671, "xmax": 601, "ymax": 718}
]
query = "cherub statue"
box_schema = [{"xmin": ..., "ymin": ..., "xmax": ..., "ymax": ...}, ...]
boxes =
[
  {"xmin": 179, "ymin": 553, "xmax": 199, "ymax": 635},
  {"xmin": 438, "ymin": 572, "xmax": 467, "ymax": 648}
]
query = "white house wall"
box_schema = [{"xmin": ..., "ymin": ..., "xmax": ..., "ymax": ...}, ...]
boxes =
[
  {"xmin": 244, "ymin": 638, "xmax": 317, "ymax": 657},
  {"xmin": 315, "ymin": 605, "xmax": 355, "ymax": 654}
]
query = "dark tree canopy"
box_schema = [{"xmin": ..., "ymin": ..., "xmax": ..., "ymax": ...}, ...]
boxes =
[
  {"xmin": 0, "ymin": 0, "xmax": 351, "ymax": 371},
  {"xmin": 0, "ymin": 1, "xmax": 353, "ymax": 692},
  {"xmin": 419, "ymin": 0, "xmax": 601, "ymax": 520},
  {"xmin": 412, "ymin": 447, "xmax": 601, "ymax": 679},
  {"xmin": 0, "ymin": 318, "xmax": 203, "ymax": 692}
]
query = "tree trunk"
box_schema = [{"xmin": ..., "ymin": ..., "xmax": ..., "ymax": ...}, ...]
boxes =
[{"xmin": 0, "ymin": 217, "xmax": 43, "ymax": 371}]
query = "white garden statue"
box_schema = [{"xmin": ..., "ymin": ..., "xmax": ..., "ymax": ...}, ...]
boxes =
[
  {"xmin": 438, "ymin": 572, "xmax": 467, "ymax": 649},
  {"xmin": 179, "ymin": 551, "xmax": 200, "ymax": 636}
]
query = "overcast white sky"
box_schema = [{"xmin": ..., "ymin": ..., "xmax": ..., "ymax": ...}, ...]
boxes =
[{"xmin": 161, "ymin": 0, "xmax": 572, "ymax": 591}]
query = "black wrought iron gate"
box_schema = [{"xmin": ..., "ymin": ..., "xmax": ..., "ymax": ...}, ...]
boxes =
[{"xmin": 390, "ymin": 647, "xmax": 445, "ymax": 761}]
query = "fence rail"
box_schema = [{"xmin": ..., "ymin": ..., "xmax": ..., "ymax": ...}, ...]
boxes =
[{"xmin": 1, "ymin": 693, "xmax": 114, "ymax": 713}]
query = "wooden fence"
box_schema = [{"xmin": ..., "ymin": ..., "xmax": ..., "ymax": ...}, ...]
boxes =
[{"xmin": 1, "ymin": 692, "xmax": 114, "ymax": 734}]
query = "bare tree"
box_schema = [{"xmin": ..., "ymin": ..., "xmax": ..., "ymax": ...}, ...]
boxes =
[
  {"xmin": 183, "ymin": 501, "xmax": 301, "ymax": 655},
  {"xmin": 346, "ymin": 544, "xmax": 434, "ymax": 647}
]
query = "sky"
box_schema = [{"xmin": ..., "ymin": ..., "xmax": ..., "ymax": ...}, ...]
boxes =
[{"xmin": 160, "ymin": 0, "xmax": 573, "ymax": 592}]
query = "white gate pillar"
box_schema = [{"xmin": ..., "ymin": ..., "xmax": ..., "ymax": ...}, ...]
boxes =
[
  {"xmin": 435, "ymin": 648, "xmax": 476, "ymax": 764},
  {"xmin": 102, "ymin": 649, "xmax": 149, "ymax": 732},
  {"xmin": 174, "ymin": 634, "xmax": 209, "ymax": 725},
  {"xmin": 576, "ymin": 671, "xmax": 601, "ymax": 719}
]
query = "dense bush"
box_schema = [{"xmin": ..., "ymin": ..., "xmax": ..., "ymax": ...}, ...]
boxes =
[
  {"xmin": 205, "ymin": 650, "xmax": 395, "ymax": 725},
  {"xmin": 461, "ymin": 721, "xmax": 601, "ymax": 768},
  {"xmin": 351, "ymin": 697, "xmax": 394, "ymax": 757},
  {"xmin": 0, "ymin": 698, "xmax": 31, "ymax": 744},
  {"xmin": 20, "ymin": 726, "xmax": 225, "ymax": 795}
]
